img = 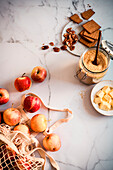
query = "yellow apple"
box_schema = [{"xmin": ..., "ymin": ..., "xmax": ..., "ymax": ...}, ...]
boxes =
[
  {"xmin": 30, "ymin": 114, "xmax": 47, "ymax": 132},
  {"xmin": 14, "ymin": 124, "xmax": 30, "ymax": 136},
  {"xmin": 43, "ymin": 133, "xmax": 61, "ymax": 152},
  {"xmin": 3, "ymin": 108, "xmax": 21, "ymax": 126}
]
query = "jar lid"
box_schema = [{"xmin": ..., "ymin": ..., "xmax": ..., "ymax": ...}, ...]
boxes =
[{"xmin": 101, "ymin": 40, "xmax": 113, "ymax": 59}]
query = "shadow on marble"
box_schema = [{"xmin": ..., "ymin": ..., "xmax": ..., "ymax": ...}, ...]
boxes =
[
  {"xmin": 0, "ymin": 78, "xmax": 16, "ymax": 93},
  {"xmin": 50, "ymin": 61, "xmax": 81, "ymax": 85},
  {"xmin": 83, "ymin": 85, "xmax": 105, "ymax": 118}
]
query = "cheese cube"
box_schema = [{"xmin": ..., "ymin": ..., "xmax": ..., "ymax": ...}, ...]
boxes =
[
  {"xmin": 102, "ymin": 86, "xmax": 111, "ymax": 94},
  {"xmin": 96, "ymin": 90, "xmax": 104, "ymax": 98},
  {"xmin": 94, "ymin": 97, "xmax": 102, "ymax": 104},
  {"xmin": 99, "ymin": 101, "xmax": 111, "ymax": 111},
  {"xmin": 108, "ymin": 89, "xmax": 113, "ymax": 98},
  {"xmin": 103, "ymin": 94, "xmax": 111, "ymax": 103}
]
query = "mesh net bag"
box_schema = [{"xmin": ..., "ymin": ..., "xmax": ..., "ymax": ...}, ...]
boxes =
[
  {"xmin": 0, "ymin": 144, "xmax": 43, "ymax": 170},
  {"xmin": 0, "ymin": 124, "xmax": 60, "ymax": 170},
  {"xmin": 0, "ymin": 124, "xmax": 44, "ymax": 170}
]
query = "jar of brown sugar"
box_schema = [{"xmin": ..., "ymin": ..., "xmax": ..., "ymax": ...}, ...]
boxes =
[{"xmin": 76, "ymin": 47, "xmax": 111, "ymax": 85}]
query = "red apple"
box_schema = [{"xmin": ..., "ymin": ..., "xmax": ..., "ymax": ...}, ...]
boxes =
[
  {"xmin": 0, "ymin": 88, "xmax": 9, "ymax": 105},
  {"xmin": 14, "ymin": 73, "xmax": 32, "ymax": 92},
  {"xmin": 3, "ymin": 107, "xmax": 21, "ymax": 126},
  {"xmin": 30, "ymin": 114, "xmax": 47, "ymax": 132},
  {"xmin": 23, "ymin": 95, "xmax": 41, "ymax": 113},
  {"xmin": 31, "ymin": 66, "xmax": 47, "ymax": 82},
  {"xmin": 14, "ymin": 124, "xmax": 30, "ymax": 136},
  {"xmin": 43, "ymin": 133, "xmax": 61, "ymax": 152}
]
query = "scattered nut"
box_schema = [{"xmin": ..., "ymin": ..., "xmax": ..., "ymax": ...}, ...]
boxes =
[
  {"xmin": 41, "ymin": 45, "xmax": 49, "ymax": 50},
  {"xmin": 66, "ymin": 27, "xmax": 72, "ymax": 33},
  {"xmin": 63, "ymin": 33, "xmax": 69, "ymax": 38},
  {"xmin": 70, "ymin": 45, "xmax": 75, "ymax": 51},
  {"xmin": 61, "ymin": 45, "xmax": 67, "ymax": 50},
  {"xmin": 53, "ymin": 47, "xmax": 60, "ymax": 52},
  {"xmin": 70, "ymin": 30, "xmax": 76, "ymax": 34},
  {"xmin": 49, "ymin": 42, "xmax": 54, "ymax": 46}
]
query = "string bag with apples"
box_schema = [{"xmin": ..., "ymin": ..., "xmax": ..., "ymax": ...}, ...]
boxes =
[{"xmin": 0, "ymin": 92, "xmax": 73, "ymax": 170}]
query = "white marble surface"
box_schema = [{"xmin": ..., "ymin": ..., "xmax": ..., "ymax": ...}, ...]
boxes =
[{"xmin": 0, "ymin": 0, "xmax": 113, "ymax": 170}]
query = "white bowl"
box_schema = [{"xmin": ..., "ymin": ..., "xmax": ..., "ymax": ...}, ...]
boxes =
[{"xmin": 91, "ymin": 80, "xmax": 113, "ymax": 116}]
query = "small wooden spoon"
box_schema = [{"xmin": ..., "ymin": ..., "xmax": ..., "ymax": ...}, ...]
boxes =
[{"xmin": 92, "ymin": 30, "xmax": 102, "ymax": 65}]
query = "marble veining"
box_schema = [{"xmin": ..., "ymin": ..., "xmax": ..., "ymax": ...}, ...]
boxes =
[{"xmin": 0, "ymin": 0, "xmax": 113, "ymax": 170}]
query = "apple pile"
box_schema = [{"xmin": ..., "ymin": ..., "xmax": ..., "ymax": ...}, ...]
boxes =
[
  {"xmin": 23, "ymin": 95, "xmax": 61, "ymax": 151},
  {"xmin": 14, "ymin": 66, "xmax": 47, "ymax": 92},
  {"xmin": 0, "ymin": 94, "xmax": 61, "ymax": 152},
  {"xmin": 23, "ymin": 95, "xmax": 47, "ymax": 132},
  {"xmin": 0, "ymin": 65, "xmax": 61, "ymax": 153}
]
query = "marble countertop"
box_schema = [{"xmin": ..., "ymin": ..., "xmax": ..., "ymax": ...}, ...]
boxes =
[{"xmin": 0, "ymin": 0, "xmax": 113, "ymax": 170}]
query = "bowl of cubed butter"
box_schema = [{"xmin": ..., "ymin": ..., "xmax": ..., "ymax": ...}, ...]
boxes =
[{"xmin": 91, "ymin": 80, "xmax": 113, "ymax": 116}]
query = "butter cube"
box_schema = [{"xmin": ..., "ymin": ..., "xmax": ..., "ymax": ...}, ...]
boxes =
[
  {"xmin": 103, "ymin": 94, "xmax": 111, "ymax": 103},
  {"xmin": 108, "ymin": 89, "xmax": 113, "ymax": 98},
  {"xmin": 96, "ymin": 90, "xmax": 104, "ymax": 98},
  {"xmin": 94, "ymin": 97, "xmax": 102, "ymax": 104},
  {"xmin": 99, "ymin": 101, "xmax": 111, "ymax": 111},
  {"xmin": 102, "ymin": 86, "xmax": 111, "ymax": 94}
]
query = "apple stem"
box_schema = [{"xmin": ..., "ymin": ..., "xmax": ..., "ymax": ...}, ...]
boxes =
[
  {"xmin": 22, "ymin": 73, "xmax": 26, "ymax": 77},
  {"xmin": 46, "ymin": 129, "xmax": 50, "ymax": 133},
  {"xmin": 37, "ymin": 70, "xmax": 40, "ymax": 74}
]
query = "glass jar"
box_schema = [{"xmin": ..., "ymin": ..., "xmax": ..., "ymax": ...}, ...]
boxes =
[{"xmin": 76, "ymin": 47, "xmax": 111, "ymax": 85}]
